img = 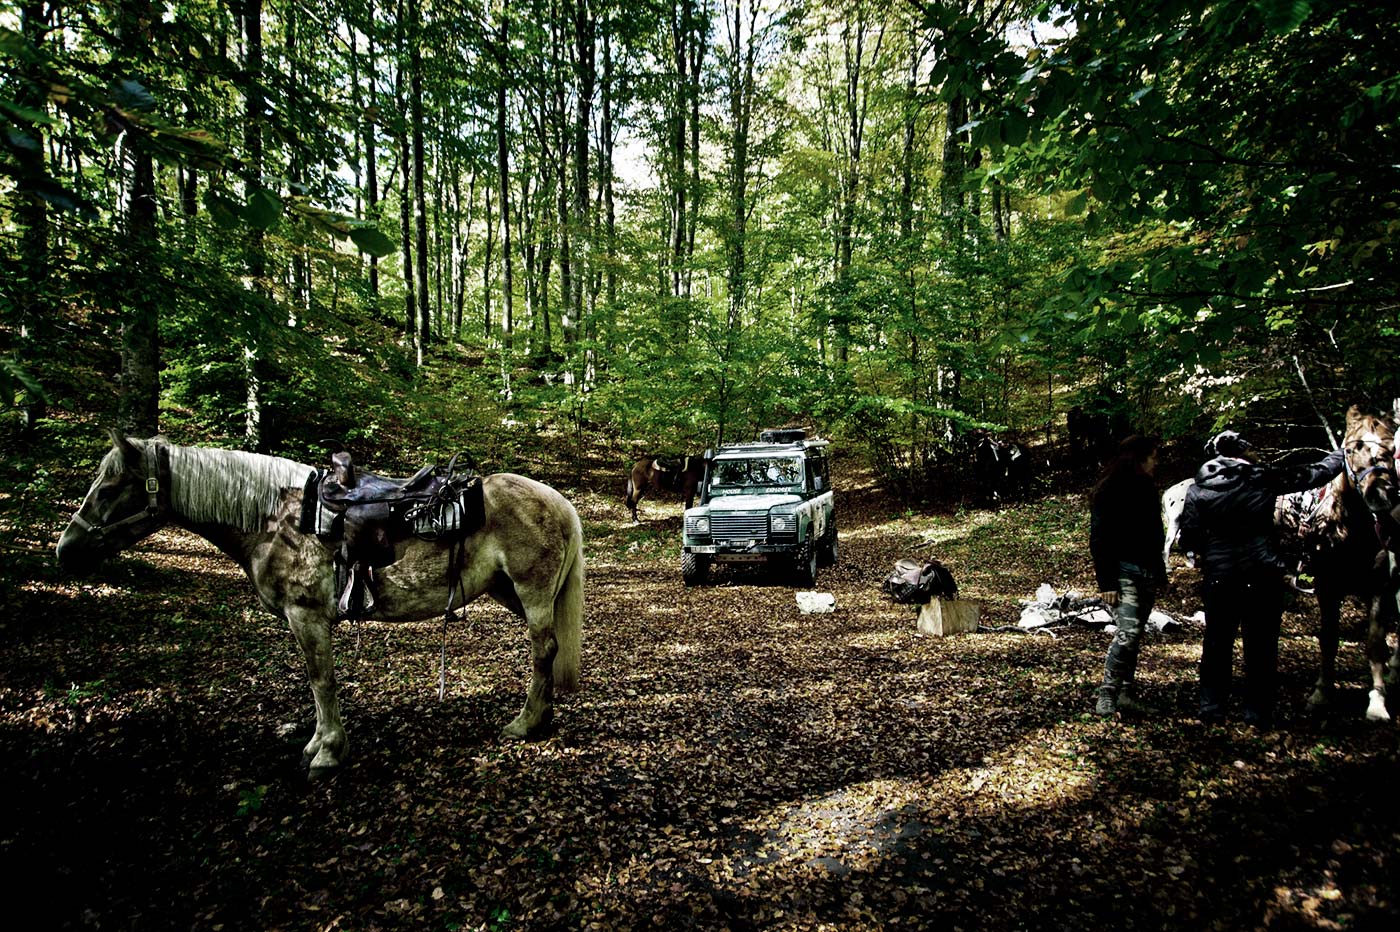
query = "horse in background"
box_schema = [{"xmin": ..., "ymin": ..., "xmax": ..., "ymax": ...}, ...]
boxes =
[
  {"xmin": 1161, "ymin": 477, "xmax": 1195, "ymax": 569},
  {"xmin": 1282, "ymin": 406, "xmax": 1400, "ymax": 721},
  {"xmin": 56, "ymin": 432, "xmax": 585, "ymax": 776},
  {"xmin": 972, "ymin": 431, "xmax": 1030, "ymax": 505},
  {"xmin": 626, "ymin": 454, "xmax": 705, "ymax": 522}
]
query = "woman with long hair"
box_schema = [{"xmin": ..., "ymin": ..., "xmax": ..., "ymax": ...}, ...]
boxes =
[{"xmin": 1089, "ymin": 434, "xmax": 1167, "ymax": 716}]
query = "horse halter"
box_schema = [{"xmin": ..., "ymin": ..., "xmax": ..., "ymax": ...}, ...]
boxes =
[
  {"xmin": 1343, "ymin": 435, "xmax": 1399, "ymax": 493},
  {"xmin": 67, "ymin": 442, "xmax": 169, "ymax": 543}
]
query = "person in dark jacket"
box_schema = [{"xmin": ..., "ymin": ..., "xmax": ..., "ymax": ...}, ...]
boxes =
[
  {"xmin": 1090, "ymin": 435, "xmax": 1167, "ymax": 716},
  {"xmin": 1178, "ymin": 430, "xmax": 1345, "ymax": 727}
]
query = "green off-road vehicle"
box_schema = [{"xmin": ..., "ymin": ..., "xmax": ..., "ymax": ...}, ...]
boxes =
[{"xmin": 681, "ymin": 430, "xmax": 837, "ymax": 587}]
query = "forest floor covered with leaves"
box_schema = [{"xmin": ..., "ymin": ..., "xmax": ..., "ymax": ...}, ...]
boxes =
[{"xmin": 3, "ymin": 452, "xmax": 1400, "ymax": 931}]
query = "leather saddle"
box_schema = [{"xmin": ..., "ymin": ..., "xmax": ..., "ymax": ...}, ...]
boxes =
[{"xmin": 317, "ymin": 450, "xmax": 482, "ymax": 618}]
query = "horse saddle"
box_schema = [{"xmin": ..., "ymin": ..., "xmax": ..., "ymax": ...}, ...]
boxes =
[{"xmin": 310, "ymin": 451, "xmax": 483, "ymax": 618}]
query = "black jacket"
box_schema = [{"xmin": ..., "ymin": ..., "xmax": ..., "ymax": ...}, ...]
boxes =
[
  {"xmin": 1179, "ymin": 449, "xmax": 1344, "ymax": 582},
  {"xmin": 1090, "ymin": 471, "xmax": 1167, "ymax": 590}
]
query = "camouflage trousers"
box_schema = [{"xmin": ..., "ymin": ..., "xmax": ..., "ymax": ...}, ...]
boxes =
[{"xmin": 1100, "ymin": 565, "xmax": 1158, "ymax": 694}]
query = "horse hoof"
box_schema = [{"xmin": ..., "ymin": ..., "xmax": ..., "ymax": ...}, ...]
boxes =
[
  {"xmin": 501, "ymin": 719, "xmax": 530, "ymax": 740},
  {"xmin": 307, "ymin": 763, "xmax": 340, "ymax": 781},
  {"xmin": 1365, "ymin": 691, "xmax": 1391, "ymax": 722},
  {"xmin": 1306, "ymin": 689, "xmax": 1330, "ymax": 711}
]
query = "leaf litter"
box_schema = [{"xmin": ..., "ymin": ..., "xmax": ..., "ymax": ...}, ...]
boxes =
[{"xmin": 2, "ymin": 469, "xmax": 1398, "ymax": 930}]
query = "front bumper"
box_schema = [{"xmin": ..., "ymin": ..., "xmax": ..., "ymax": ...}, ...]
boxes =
[{"xmin": 684, "ymin": 540, "xmax": 799, "ymax": 562}]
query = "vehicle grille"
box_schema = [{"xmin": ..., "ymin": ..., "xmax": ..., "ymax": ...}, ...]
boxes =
[{"xmin": 711, "ymin": 512, "xmax": 768, "ymax": 540}]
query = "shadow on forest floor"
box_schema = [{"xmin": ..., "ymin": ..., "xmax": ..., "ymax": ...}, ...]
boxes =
[{"xmin": 2, "ymin": 450, "xmax": 1398, "ymax": 931}]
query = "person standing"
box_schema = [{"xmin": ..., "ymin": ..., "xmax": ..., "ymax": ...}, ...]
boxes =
[
  {"xmin": 1090, "ymin": 435, "xmax": 1167, "ymax": 716},
  {"xmin": 1178, "ymin": 430, "xmax": 1344, "ymax": 727}
]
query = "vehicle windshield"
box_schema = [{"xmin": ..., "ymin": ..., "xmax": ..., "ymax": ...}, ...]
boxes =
[{"xmin": 709, "ymin": 456, "xmax": 804, "ymax": 494}]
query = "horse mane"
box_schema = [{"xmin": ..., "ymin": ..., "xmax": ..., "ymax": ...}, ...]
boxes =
[{"xmin": 158, "ymin": 442, "xmax": 314, "ymax": 532}]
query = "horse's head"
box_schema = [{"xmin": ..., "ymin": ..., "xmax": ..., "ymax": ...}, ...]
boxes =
[
  {"xmin": 56, "ymin": 430, "xmax": 169, "ymax": 574},
  {"xmin": 1342, "ymin": 405, "xmax": 1399, "ymax": 517}
]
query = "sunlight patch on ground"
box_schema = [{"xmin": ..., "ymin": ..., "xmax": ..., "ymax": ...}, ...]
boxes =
[
  {"xmin": 733, "ymin": 777, "xmax": 932, "ymax": 875},
  {"xmin": 926, "ymin": 722, "xmax": 1099, "ymax": 815}
]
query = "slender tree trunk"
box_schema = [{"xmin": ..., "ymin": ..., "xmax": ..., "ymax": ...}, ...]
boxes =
[
  {"xmin": 496, "ymin": 5, "xmax": 516, "ymax": 349},
  {"xmin": 668, "ymin": 1, "xmax": 689, "ymax": 300},
  {"xmin": 571, "ymin": 0, "xmax": 596, "ymax": 385},
  {"xmin": 684, "ymin": 0, "xmax": 703, "ymax": 301},
  {"xmin": 434, "ymin": 134, "xmax": 445, "ymax": 338},
  {"xmin": 601, "ymin": 24, "xmax": 617, "ymax": 316},
  {"xmin": 833, "ymin": 4, "xmax": 884, "ymax": 366},
  {"xmin": 394, "ymin": 2, "xmax": 416, "ymax": 344},
  {"xmin": 410, "ymin": 0, "xmax": 430, "ymax": 357},
  {"xmin": 286, "ymin": 10, "xmax": 308, "ymax": 317},
  {"xmin": 12, "ymin": 1, "xmax": 51, "ymax": 429},
  {"xmin": 365, "ymin": 8, "xmax": 381, "ymax": 297},
  {"xmin": 724, "ymin": 0, "xmax": 756, "ymax": 331},
  {"xmin": 240, "ymin": 0, "xmax": 266, "ymax": 449},
  {"xmin": 483, "ymin": 185, "xmax": 496, "ymax": 339},
  {"xmin": 554, "ymin": 2, "xmax": 572, "ymax": 351}
]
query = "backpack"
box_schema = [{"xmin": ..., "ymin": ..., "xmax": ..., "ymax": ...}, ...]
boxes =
[{"xmin": 882, "ymin": 558, "xmax": 958, "ymax": 605}]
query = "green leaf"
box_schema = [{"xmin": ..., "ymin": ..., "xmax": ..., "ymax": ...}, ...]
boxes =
[
  {"xmin": 1256, "ymin": 0, "xmax": 1311, "ymax": 35},
  {"xmin": 1, "ymin": 356, "xmax": 49, "ymax": 402},
  {"xmin": 348, "ymin": 225, "xmax": 396, "ymax": 257},
  {"xmin": 0, "ymin": 97, "xmax": 58, "ymax": 126},
  {"xmin": 204, "ymin": 190, "xmax": 242, "ymax": 230},
  {"xmin": 110, "ymin": 79, "xmax": 156, "ymax": 113},
  {"xmin": 245, "ymin": 187, "xmax": 282, "ymax": 230}
]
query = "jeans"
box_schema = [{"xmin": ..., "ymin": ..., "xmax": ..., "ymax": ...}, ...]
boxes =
[
  {"xmin": 1101, "ymin": 563, "xmax": 1157, "ymax": 693},
  {"xmin": 1199, "ymin": 570, "xmax": 1285, "ymax": 723}
]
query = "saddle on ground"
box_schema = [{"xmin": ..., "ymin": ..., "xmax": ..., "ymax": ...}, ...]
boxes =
[{"xmin": 313, "ymin": 450, "xmax": 483, "ymax": 617}]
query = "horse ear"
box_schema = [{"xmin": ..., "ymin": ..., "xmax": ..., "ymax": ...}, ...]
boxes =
[
  {"xmin": 107, "ymin": 428, "xmax": 142, "ymax": 466},
  {"xmin": 1346, "ymin": 405, "xmax": 1363, "ymax": 428}
]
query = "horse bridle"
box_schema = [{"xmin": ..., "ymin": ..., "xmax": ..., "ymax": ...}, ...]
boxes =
[
  {"xmin": 1343, "ymin": 436, "xmax": 1399, "ymax": 492},
  {"xmin": 67, "ymin": 442, "xmax": 169, "ymax": 544}
]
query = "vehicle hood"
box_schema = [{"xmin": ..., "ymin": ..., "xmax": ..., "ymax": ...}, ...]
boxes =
[{"xmin": 703, "ymin": 494, "xmax": 803, "ymax": 512}]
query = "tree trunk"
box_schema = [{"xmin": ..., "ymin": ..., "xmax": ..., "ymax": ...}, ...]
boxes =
[
  {"xmin": 553, "ymin": 0, "xmax": 571, "ymax": 352},
  {"xmin": 365, "ymin": 7, "xmax": 381, "ymax": 298},
  {"xmin": 570, "ymin": 0, "xmax": 595, "ymax": 358},
  {"xmin": 483, "ymin": 185, "xmax": 496, "ymax": 339},
  {"xmin": 496, "ymin": 5, "xmax": 516, "ymax": 349},
  {"xmin": 724, "ymin": 0, "xmax": 756, "ymax": 331},
  {"xmin": 240, "ymin": 0, "xmax": 265, "ymax": 449},
  {"xmin": 12, "ymin": 1, "xmax": 52, "ymax": 430},
  {"xmin": 410, "ymin": 0, "xmax": 430, "ymax": 357},
  {"xmin": 395, "ymin": 0, "xmax": 416, "ymax": 346},
  {"xmin": 600, "ymin": 26, "xmax": 617, "ymax": 318}
]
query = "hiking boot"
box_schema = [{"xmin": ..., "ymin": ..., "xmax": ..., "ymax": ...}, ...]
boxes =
[
  {"xmin": 1115, "ymin": 685, "xmax": 1154, "ymax": 716},
  {"xmin": 1094, "ymin": 687, "xmax": 1118, "ymax": 717}
]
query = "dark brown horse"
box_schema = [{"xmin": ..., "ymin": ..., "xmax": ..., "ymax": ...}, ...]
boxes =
[
  {"xmin": 625, "ymin": 455, "xmax": 705, "ymax": 522},
  {"xmin": 1281, "ymin": 406, "xmax": 1400, "ymax": 721}
]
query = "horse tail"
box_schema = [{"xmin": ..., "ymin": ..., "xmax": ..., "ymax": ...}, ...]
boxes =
[{"xmin": 552, "ymin": 516, "xmax": 585, "ymax": 694}]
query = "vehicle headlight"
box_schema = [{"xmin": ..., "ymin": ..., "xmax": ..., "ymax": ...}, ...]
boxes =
[
  {"xmin": 770, "ymin": 513, "xmax": 795, "ymax": 532},
  {"xmin": 688, "ymin": 516, "xmax": 710, "ymax": 535}
]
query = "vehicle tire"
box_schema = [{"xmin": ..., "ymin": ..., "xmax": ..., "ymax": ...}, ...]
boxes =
[
  {"xmin": 682, "ymin": 551, "xmax": 710, "ymax": 587},
  {"xmin": 818, "ymin": 522, "xmax": 839, "ymax": 567},
  {"xmin": 792, "ymin": 540, "xmax": 818, "ymax": 588}
]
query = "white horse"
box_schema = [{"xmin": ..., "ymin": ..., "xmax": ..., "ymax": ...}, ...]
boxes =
[
  {"xmin": 1161, "ymin": 476, "xmax": 1195, "ymax": 569},
  {"xmin": 56, "ymin": 432, "xmax": 584, "ymax": 776}
]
